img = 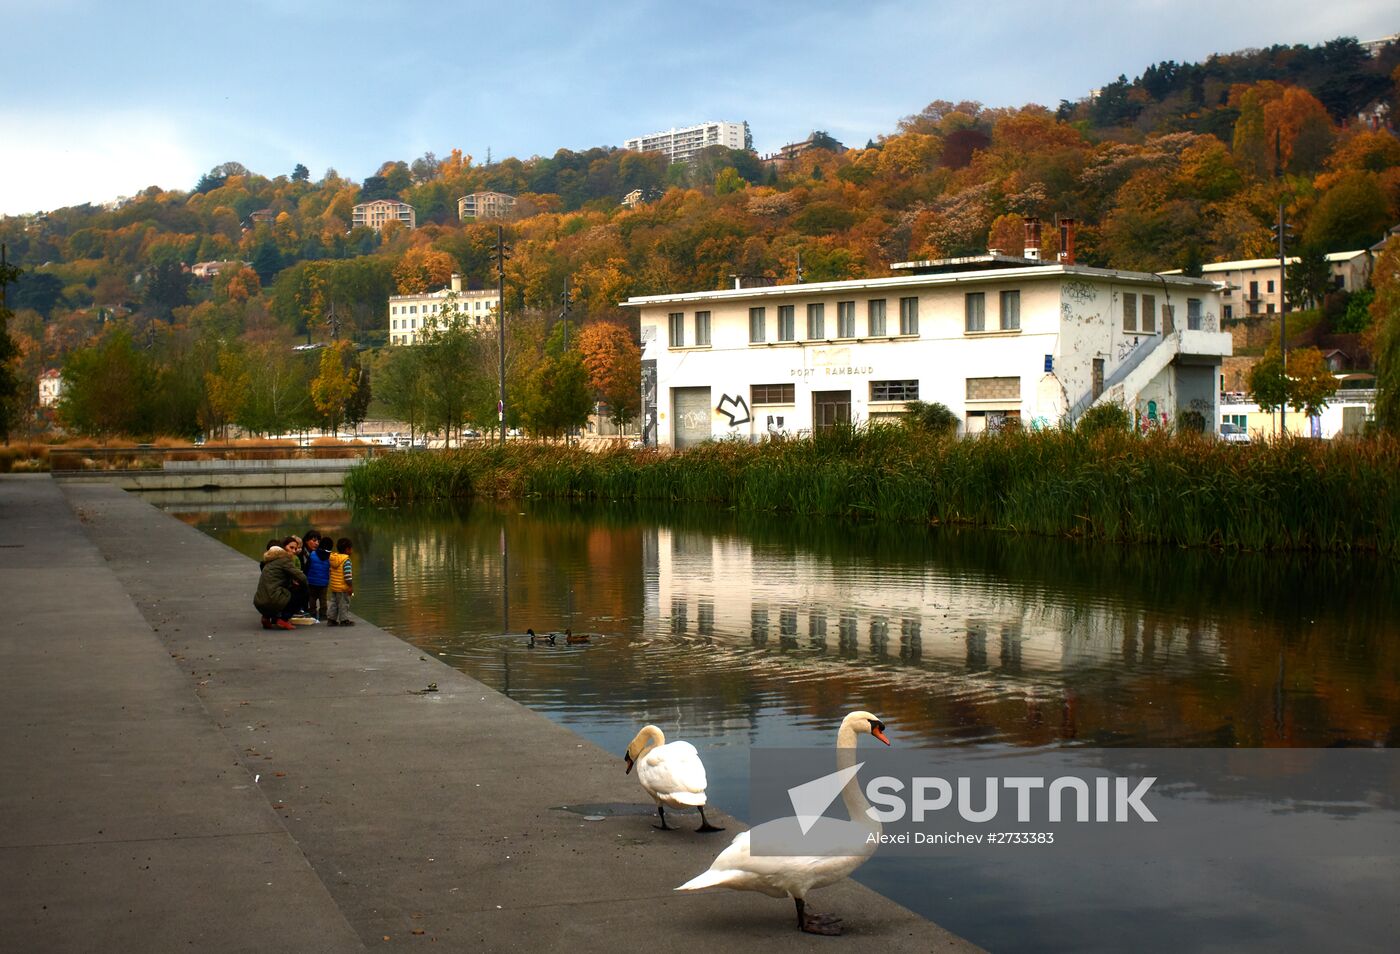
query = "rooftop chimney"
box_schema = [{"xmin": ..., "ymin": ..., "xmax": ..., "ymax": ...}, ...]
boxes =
[
  {"xmin": 1023, "ymin": 217, "xmax": 1041, "ymax": 260},
  {"xmin": 450, "ymin": 273, "xmax": 462, "ymax": 293},
  {"xmin": 1057, "ymin": 217, "xmax": 1077, "ymax": 265}
]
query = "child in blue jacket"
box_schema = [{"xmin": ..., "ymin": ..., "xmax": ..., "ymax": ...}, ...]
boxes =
[{"xmin": 305, "ymin": 535, "xmax": 332, "ymax": 621}]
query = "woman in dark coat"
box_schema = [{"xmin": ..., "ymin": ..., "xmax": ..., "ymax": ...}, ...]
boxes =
[{"xmin": 254, "ymin": 545, "xmax": 307, "ymax": 630}]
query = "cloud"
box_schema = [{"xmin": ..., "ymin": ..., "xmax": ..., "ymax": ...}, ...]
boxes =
[{"xmin": 0, "ymin": 111, "xmax": 203, "ymax": 215}]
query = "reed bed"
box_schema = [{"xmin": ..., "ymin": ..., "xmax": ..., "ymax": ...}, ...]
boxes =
[{"xmin": 341, "ymin": 428, "xmax": 1400, "ymax": 555}]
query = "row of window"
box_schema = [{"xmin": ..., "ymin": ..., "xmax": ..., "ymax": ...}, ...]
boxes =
[
  {"xmin": 1122, "ymin": 294, "xmax": 1207, "ymax": 333},
  {"xmin": 748, "ymin": 381, "xmax": 921, "ymax": 405},
  {"xmin": 390, "ymin": 300, "xmax": 495, "ymax": 316},
  {"xmin": 390, "ymin": 315, "xmax": 492, "ymax": 331},
  {"xmin": 668, "ymin": 293, "xmax": 1028, "ymax": 347}
]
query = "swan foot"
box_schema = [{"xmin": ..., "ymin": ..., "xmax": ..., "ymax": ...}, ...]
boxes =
[
  {"xmin": 653, "ymin": 805, "xmax": 674, "ymax": 831},
  {"xmin": 696, "ymin": 807, "xmax": 725, "ymax": 833},
  {"xmin": 795, "ymin": 899, "xmax": 843, "ymax": 936}
]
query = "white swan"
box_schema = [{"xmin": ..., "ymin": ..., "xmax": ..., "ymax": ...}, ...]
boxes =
[
  {"xmin": 675, "ymin": 710, "xmax": 890, "ymax": 935},
  {"xmin": 625, "ymin": 725, "xmax": 725, "ymax": 833}
]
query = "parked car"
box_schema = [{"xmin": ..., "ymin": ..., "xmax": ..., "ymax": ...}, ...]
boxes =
[{"xmin": 1219, "ymin": 422, "xmax": 1250, "ymax": 444}]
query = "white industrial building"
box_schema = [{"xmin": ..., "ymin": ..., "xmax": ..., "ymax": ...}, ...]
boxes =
[
  {"xmin": 388, "ymin": 274, "xmax": 499, "ymax": 346},
  {"xmin": 623, "ymin": 121, "xmax": 751, "ymax": 165},
  {"xmin": 624, "ymin": 238, "xmax": 1231, "ymax": 448}
]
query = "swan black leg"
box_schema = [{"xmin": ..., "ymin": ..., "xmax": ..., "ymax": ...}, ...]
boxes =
[
  {"xmin": 795, "ymin": 897, "xmax": 843, "ymax": 935},
  {"xmin": 696, "ymin": 806, "xmax": 725, "ymax": 833},
  {"xmin": 653, "ymin": 804, "xmax": 673, "ymax": 830}
]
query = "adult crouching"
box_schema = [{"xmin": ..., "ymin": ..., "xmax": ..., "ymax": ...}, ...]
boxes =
[{"xmin": 255, "ymin": 544, "xmax": 308, "ymax": 631}]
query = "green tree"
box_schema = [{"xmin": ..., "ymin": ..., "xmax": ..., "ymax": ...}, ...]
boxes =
[
  {"xmin": 0, "ymin": 257, "xmax": 23, "ymax": 441},
  {"xmin": 292, "ymin": 163, "xmax": 310, "ymax": 183},
  {"xmin": 419, "ymin": 314, "xmax": 485, "ymax": 445},
  {"xmin": 141, "ymin": 261, "xmax": 190, "ymax": 320},
  {"xmin": 1285, "ymin": 246, "xmax": 1332, "ymax": 310},
  {"xmin": 519, "ymin": 350, "xmax": 591, "ymax": 439},
  {"xmin": 239, "ymin": 342, "xmax": 313, "ymax": 436},
  {"xmin": 1304, "ymin": 172, "xmax": 1390, "ymax": 252},
  {"xmin": 376, "ymin": 346, "xmax": 430, "ymax": 442},
  {"xmin": 57, "ymin": 327, "xmax": 153, "ymax": 438},
  {"xmin": 204, "ymin": 344, "xmax": 250, "ymax": 440},
  {"xmin": 1248, "ymin": 349, "xmax": 1289, "ymax": 418}
]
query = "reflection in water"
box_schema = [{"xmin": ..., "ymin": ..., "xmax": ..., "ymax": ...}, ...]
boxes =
[{"xmin": 177, "ymin": 499, "xmax": 1400, "ymax": 953}]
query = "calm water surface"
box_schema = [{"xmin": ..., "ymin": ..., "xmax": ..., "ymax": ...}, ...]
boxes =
[{"xmin": 176, "ymin": 498, "xmax": 1400, "ymax": 953}]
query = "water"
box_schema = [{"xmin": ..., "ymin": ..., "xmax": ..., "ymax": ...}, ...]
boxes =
[{"xmin": 176, "ymin": 498, "xmax": 1400, "ymax": 952}]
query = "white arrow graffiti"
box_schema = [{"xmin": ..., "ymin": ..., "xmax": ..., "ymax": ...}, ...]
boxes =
[{"xmin": 716, "ymin": 393, "xmax": 752, "ymax": 427}]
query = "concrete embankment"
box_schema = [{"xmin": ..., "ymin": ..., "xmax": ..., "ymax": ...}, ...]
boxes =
[{"xmin": 0, "ymin": 475, "xmax": 980, "ymax": 953}]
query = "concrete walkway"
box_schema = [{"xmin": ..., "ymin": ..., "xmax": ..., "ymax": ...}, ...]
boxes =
[{"xmin": 0, "ymin": 476, "xmax": 980, "ymax": 953}]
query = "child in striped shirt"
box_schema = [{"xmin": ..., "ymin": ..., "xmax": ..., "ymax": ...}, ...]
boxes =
[{"xmin": 326, "ymin": 537, "xmax": 355, "ymax": 626}]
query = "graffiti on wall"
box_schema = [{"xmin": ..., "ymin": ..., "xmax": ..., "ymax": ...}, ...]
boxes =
[
  {"xmin": 641, "ymin": 359, "xmax": 657, "ymax": 446},
  {"xmin": 716, "ymin": 394, "xmax": 752, "ymax": 427}
]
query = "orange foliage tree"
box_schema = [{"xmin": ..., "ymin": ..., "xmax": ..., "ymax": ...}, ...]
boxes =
[{"xmin": 576, "ymin": 321, "xmax": 641, "ymax": 427}]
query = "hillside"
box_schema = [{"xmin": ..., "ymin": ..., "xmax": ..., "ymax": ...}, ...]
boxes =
[{"xmin": 1, "ymin": 34, "xmax": 1398, "ymax": 439}]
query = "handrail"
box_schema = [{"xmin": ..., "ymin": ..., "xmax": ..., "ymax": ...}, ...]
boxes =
[{"xmin": 1066, "ymin": 331, "xmax": 1179, "ymax": 422}]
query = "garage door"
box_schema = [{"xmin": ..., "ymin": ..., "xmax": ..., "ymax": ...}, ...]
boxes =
[{"xmin": 672, "ymin": 387, "xmax": 712, "ymax": 449}]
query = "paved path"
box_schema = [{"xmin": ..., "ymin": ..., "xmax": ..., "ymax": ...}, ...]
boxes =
[{"xmin": 0, "ymin": 476, "xmax": 980, "ymax": 953}]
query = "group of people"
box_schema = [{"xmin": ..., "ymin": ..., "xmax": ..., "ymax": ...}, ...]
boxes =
[{"xmin": 253, "ymin": 529, "xmax": 355, "ymax": 630}]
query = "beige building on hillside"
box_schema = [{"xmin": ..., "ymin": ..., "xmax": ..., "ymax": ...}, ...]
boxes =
[
  {"xmin": 1193, "ymin": 251, "xmax": 1370, "ymax": 319},
  {"xmin": 457, "ymin": 191, "xmax": 517, "ymax": 221},
  {"xmin": 353, "ymin": 199, "xmax": 416, "ymax": 232},
  {"xmin": 389, "ymin": 274, "xmax": 499, "ymax": 346}
]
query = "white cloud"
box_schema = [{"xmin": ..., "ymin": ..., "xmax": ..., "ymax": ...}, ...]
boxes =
[{"xmin": 0, "ymin": 112, "xmax": 203, "ymax": 215}]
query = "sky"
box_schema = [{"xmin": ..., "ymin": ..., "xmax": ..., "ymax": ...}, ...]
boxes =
[{"xmin": 1, "ymin": 0, "xmax": 1394, "ymax": 216}]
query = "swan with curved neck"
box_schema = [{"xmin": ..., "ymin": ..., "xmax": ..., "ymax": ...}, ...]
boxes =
[
  {"xmin": 676, "ymin": 710, "xmax": 890, "ymax": 935},
  {"xmin": 625, "ymin": 725, "xmax": 723, "ymax": 833}
]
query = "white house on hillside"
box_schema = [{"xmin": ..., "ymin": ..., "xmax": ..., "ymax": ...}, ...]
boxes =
[
  {"xmin": 624, "ymin": 253, "xmax": 1230, "ymax": 448},
  {"xmin": 388, "ymin": 274, "xmax": 499, "ymax": 346}
]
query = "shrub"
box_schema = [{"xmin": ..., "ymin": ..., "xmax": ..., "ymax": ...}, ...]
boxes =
[
  {"xmin": 904, "ymin": 400, "xmax": 959, "ymax": 436},
  {"xmin": 1077, "ymin": 402, "xmax": 1131, "ymax": 436}
]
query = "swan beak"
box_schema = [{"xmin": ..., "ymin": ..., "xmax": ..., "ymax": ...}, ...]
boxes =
[
  {"xmin": 872, "ymin": 725, "xmax": 891, "ymax": 746},
  {"xmin": 624, "ymin": 753, "xmax": 635, "ymax": 774}
]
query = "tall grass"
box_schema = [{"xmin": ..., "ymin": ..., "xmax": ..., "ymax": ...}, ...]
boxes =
[{"xmin": 341, "ymin": 428, "xmax": 1400, "ymax": 555}]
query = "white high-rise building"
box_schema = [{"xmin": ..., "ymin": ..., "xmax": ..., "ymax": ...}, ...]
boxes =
[{"xmin": 623, "ymin": 121, "xmax": 751, "ymax": 165}]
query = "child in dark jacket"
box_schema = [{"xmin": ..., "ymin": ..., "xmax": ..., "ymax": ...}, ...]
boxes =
[{"xmin": 305, "ymin": 535, "xmax": 332, "ymax": 621}]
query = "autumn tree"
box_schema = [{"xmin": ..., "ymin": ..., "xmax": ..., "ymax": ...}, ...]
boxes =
[
  {"xmin": 393, "ymin": 246, "xmax": 456, "ymax": 295},
  {"xmin": 1247, "ymin": 349, "xmax": 1289, "ymax": 423},
  {"xmin": 1284, "ymin": 346, "xmax": 1338, "ymax": 419},
  {"xmin": 1370, "ymin": 237, "xmax": 1400, "ymax": 433},
  {"xmin": 203, "ymin": 344, "xmax": 251, "ymax": 440},
  {"xmin": 576, "ymin": 321, "xmax": 640, "ymax": 427},
  {"xmin": 311, "ymin": 341, "xmax": 360, "ymax": 436}
]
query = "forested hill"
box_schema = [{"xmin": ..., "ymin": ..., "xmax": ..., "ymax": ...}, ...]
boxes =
[{"xmin": 2, "ymin": 33, "xmax": 1397, "ymax": 363}]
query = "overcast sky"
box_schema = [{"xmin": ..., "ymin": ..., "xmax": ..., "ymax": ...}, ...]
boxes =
[{"xmin": 1, "ymin": 0, "xmax": 1394, "ymax": 215}]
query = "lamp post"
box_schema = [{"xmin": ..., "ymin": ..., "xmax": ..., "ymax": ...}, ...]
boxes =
[{"xmin": 496, "ymin": 225, "xmax": 509, "ymax": 447}]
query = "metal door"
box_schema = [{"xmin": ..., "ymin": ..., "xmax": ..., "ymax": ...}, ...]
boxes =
[{"xmin": 672, "ymin": 387, "xmax": 712, "ymax": 449}]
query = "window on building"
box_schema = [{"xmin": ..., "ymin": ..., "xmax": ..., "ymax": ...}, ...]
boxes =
[
  {"xmin": 806, "ymin": 303, "xmax": 825, "ymax": 339},
  {"xmin": 1187, "ymin": 298, "xmax": 1202, "ymax": 331},
  {"xmin": 1142, "ymin": 293, "xmax": 1157, "ymax": 333},
  {"xmin": 871, "ymin": 380, "xmax": 919, "ymax": 402},
  {"xmin": 965, "ymin": 292, "xmax": 985, "ymax": 332},
  {"xmin": 837, "ymin": 301, "xmax": 856, "ymax": 338},
  {"xmin": 1267, "ymin": 280, "xmax": 1275, "ymax": 293},
  {"xmin": 868, "ymin": 299, "xmax": 887, "ymax": 336},
  {"xmin": 749, "ymin": 307, "xmax": 765, "ymax": 343},
  {"xmin": 1223, "ymin": 304, "xmax": 1233, "ymax": 320},
  {"xmin": 751, "ymin": 383, "xmax": 796, "ymax": 404},
  {"xmin": 1267, "ymin": 303, "xmax": 1275, "ymax": 314},
  {"xmin": 1000, "ymin": 290, "xmax": 1020, "ymax": 331},
  {"xmin": 1123, "ymin": 293, "xmax": 1138, "ymax": 332},
  {"xmin": 695, "ymin": 310, "xmax": 711, "ymax": 346},
  {"xmin": 900, "ymin": 297, "xmax": 919, "ymax": 335},
  {"xmin": 668, "ymin": 311, "xmax": 684, "ymax": 347},
  {"xmin": 778, "ymin": 304, "xmax": 795, "ymax": 342},
  {"xmin": 1248, "ymin": 281, "xmax": 1259, "ymax": 301}
]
